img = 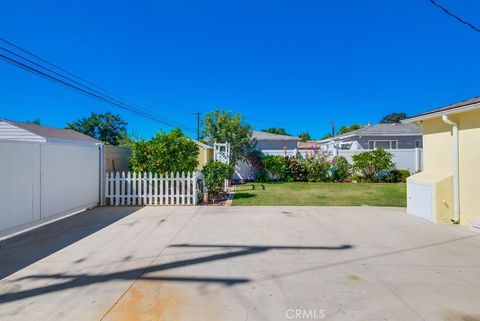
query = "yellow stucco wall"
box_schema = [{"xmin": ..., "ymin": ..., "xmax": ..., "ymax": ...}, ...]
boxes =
[
  {"xmin": 421, "ymin": 109, "xmax": 480, "ymax": 225},
  {"xmin": 197, "ymin": 147, "xmax": 214, "ymax": 170}
]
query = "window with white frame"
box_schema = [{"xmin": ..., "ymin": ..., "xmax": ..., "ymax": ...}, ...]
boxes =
[{"xmin": 368, "ymin": 140, "xmax": 398, "ymax": 150}]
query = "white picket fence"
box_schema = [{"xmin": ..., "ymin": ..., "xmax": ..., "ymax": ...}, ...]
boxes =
[{"xmin": 105, "ymin": 171, "xmax": 199, "ymax": 206}]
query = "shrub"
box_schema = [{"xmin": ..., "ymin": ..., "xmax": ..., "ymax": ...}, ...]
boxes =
[
  {"xmin": 130, "ymin": 129, "xmax": 199, "ymax": 173},
  {"xmin": 285, "ymin": 156, "xmax": 306, "ymax": 182},
  {"xmin": 330, "ymin": 156, "xmax": 350, "ymax": 182},
  {"xmin": 302, "ymin": 153, "xmax": 331, "ymax": 182},
  {"xmin": 202, "ymin": 161, "xmax": 234, "ymax": 197},
  {"xmin": 256, "ymin": 169, "xmax": 270, "ymax": 182},
  {"xmin": 262, "ymin": 155, "xmax": 288, "ymax": 180},
  {"xmin": 352, "ymin": 149, "xmax": 395, "ymax": 182},
  {"xmin": 246, "ymin": 150, "xmax": 264, "ymax": 172},
  {"xmin": 377, "ymin": 169, "xmax": 410, "ymax": 183},
  {"xmin": 398, "ymin": 169, "xmax": 411, "ymax": 182}
]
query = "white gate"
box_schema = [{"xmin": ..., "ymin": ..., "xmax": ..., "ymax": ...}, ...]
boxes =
[{"xmin": 105, "ymin": 171, "xmax": 200, "ymax": 206}]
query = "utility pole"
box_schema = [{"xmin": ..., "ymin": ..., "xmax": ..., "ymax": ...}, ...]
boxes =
[
  {"xmin": 193, "ymin": 112, "xmax": 202, "ymax": 141},
  {"xmin": 331, "ymin": 120, "xmax": 335, "ymax": 138}
]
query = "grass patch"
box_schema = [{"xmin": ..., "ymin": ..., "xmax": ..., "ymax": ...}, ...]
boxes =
[{"xmin": 233, "ymin": 182, "xmax": 406, "ymax": 207}]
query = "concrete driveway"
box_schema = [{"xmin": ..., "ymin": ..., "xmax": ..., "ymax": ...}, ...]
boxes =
[{"xmin": 1, "ymin": 206, "xmax": 479, "ymax": 321}]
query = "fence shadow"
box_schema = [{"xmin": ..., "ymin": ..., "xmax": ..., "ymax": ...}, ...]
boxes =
[{"xmin": 0, "ymin": 206, "xmax": 142, "ymax": 280}]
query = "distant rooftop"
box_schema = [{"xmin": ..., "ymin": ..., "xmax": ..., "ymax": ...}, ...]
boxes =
[
  {"xmin": 343, "ymin": 123, "xmax": 421, "ymax": 136},
  {"xmin": 319, "ymin": 123, "xmax": 421, "ymax": 142},
  {"xmin": 1, "ymin": 119, "xmax": 101, "ymax": 144},
  {"xmin": 252, "ymin": 130, "xmax": 300, "ymax": 141}
]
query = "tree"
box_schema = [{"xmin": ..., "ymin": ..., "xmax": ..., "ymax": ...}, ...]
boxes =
[
  {"xmin": 203, "ymin": 110, "xmax": 253, "ymax": 164},
  {"xmin": 337, "ymin": 124, "xmax": 362, "ymax": 135},
  {"xmin": 320, "ymin": 133, "xmax": 333, "ymax": 140},
  {"xmin": 129, "ymin": 129, "xmax": 199, "ymax": 173},
  {"xmin": 261, "ymin": 128, "xmax": 291, "ymax": 136},
  {"xmin": 25, "ymin": 118, "xmax": 41, "ymax": 125},
  {"xmin": 380, "ymin": 112, "xmax": 407, "ymax": 124},
  {"xmin": 298, "ymin": 132, "xmax": 311, "ymax": 141},
  {"xmin": 320, "ymin": 124, "xmax": 362, "ymax": 140},
  {"xmin": 66, "ymin": 112, "xmax": 127, "ymax": 145}
]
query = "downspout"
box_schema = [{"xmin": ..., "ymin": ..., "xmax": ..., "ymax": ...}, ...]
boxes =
[{"xmin": 441, "ymin": 115, "xmax": 459, "ymax": 223}]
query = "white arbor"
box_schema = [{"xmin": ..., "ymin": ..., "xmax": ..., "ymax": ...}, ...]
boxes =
[{"xmin": 214, "ymin": 142, "xmax": 230, "ymax": 164}]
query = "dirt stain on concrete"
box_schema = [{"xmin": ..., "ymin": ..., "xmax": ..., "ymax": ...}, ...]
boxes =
[
  {"xmin": 442, "ymin": 309, "xmax": 480, "ymax": 321},
  {"xmin": 103, "ymin": 280, "xmax": 184, "ymax": 321}
]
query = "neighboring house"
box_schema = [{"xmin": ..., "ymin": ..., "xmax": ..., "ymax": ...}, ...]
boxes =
[
  {"xmin": 252, "ymin": 130, "xmax": 301, "ymax": 155},
  {"xmin": 193, "ymin": 139, "xmax": 214, "ymax": 170},
  {"xmin": 403, "ymin": 97, "xmax": 480, "ymax": 228},
  {"xmin": 319, "ymin": 123, "xmax": 423, "ymax": 151}
]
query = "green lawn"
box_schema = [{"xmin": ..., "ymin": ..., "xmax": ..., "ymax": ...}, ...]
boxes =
[{"xmin": 233, "ymin": 182, "xmax": 406, "ymax": 207}]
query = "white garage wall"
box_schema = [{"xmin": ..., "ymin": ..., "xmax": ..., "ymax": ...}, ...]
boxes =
[{"xmin": 0, "ymin": 140, "xmax": 100, "ymax": 236}]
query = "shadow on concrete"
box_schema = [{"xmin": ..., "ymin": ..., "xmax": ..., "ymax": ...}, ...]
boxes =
[
  {"xmin": 0, "ymin": 206, "xmax": 142, "ymax": 280},
  {"xmin": 0, "ymin": 243, "xmax": 352, "ymax": 304}
]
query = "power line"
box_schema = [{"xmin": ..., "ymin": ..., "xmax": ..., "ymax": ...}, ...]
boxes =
[
  {"xmin": 429, "ymin": 0, "xmax": 480, "ymax": 33},
  {"xmin": 0, "ymin": 40, "xmax": 196, "ymax": 133},
  {"xmin": 0, "ymin": 52, "xmax": 192, "ymax": 130}
]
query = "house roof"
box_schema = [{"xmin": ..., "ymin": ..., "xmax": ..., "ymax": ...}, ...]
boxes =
[
  {"xmin": 319, "ymin": 123, "xmax": 421, "ymax": 143},
  {"xmin": 252, "ymin": 130, "xmax": 300, "ymax": 141},
  {"xmin": 403, "ymin": 96, "xmax": 480, "ymax": 123},
  {"xmin": 1, "ymin": 119, "xmax": 102, "ymax": 144},
  {"xmin": 192, "ymin": 139, "xmax": 213, "ymax": 149}
]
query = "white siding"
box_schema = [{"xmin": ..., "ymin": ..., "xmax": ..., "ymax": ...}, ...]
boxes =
[{"xmin": 0, "ymin": 121, "xmax": 45, "ymax": 142}]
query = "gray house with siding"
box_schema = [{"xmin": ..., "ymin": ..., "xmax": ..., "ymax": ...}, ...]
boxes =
[
  {"xmin": 252, "ymin": 130, "xmax": 301, "ymax": 152},
  {"xmin": 320, "ymin": 123, "xmax": 422, "ymax": 150}
]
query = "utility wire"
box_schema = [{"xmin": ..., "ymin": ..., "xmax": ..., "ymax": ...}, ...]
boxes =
[
  {"xmin": 429, "ymin": 0, "xmax": 480, "ymax": 33},
  {"xmin": 0, "ymin": 51, "xmax": 195, "ymax": 132},
  {"xmin": 0, "ymin": 41, "xmax": 196, "ymax": 132}
]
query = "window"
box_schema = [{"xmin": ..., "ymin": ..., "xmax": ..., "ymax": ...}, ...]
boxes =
[
  {"xmin": 368, "ymin": 140, "xmax": 398, "ymax": 150},
  {"xmin": 339, "ymin": 142, "xmax": 352, "ymax": 150}
]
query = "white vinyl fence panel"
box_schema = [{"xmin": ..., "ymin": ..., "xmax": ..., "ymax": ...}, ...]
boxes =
[
  {"xmin": 337, "ymin": 148, "xmax": 423, "ymax": 173},
  {"xmin": 105, "ymin": 171, "xmax": 199, "ymax": 206},
  {"xmin": 0, "ymin": 140, "xmax": 101, "ymax": 236}
]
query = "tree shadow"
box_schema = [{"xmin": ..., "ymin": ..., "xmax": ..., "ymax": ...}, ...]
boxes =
[
  {"xmin": 0, "ymin": 242, "xmax": 353, "ymax": 304},
  {"xmin": 0, "ymin": 206, "xmax": 142, "ymax": 280},
  {"xmin": 233, "ymin": 193, "xmax": 256, "ymax": 200}
]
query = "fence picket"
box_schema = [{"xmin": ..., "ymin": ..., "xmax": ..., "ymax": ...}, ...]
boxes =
[
  {"xmin": 127, "ymin": 172, "xmax": 132, "ymax": 205},
  {"xmin": 159, "ymin": 174, "xmax": 164, "ymax": 205},
  {"xmin": 148, "ymin": 172, "xmax": 153, "ymax": 205},
  {"xmin": 186, "ymin": 172, "xmax": 191, "ymax": 205},
  {"xmin": 115, "ymin": 172, "xmax": 120, "ymax": 205},
  {"xmin": 168, "ymin": 172, "xmax": 175, "ymax": 205},
  {"xmin": 120, "ymin": 172, "xmax": 125, "ymax": 205},
  {"xmin": 154, "ymin": 173, "xmax": 158, "ymax": 205}
]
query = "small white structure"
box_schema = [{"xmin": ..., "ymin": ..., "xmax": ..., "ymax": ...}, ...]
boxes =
[
  {"xmin": 214, "ymin": 142, "xmax": 230, "ymax": 164},
  {"xmin": 0, "ymin": 120, "xmax": 103, "ymax": 238}
]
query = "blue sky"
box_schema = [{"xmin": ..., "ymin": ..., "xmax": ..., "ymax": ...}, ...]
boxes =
[{"xmin": 1, "ymin": 0, "xmax": 479, "ymax": 139}]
